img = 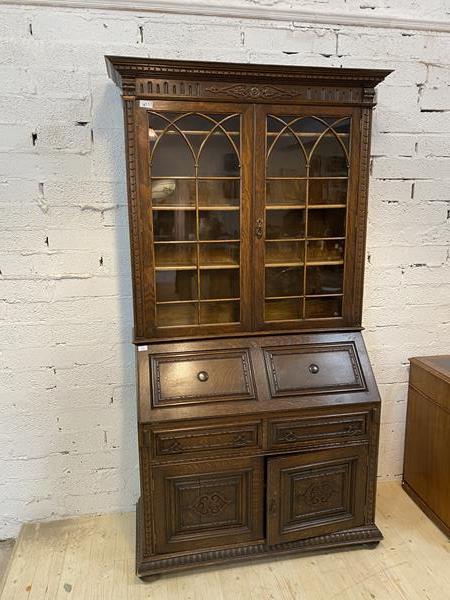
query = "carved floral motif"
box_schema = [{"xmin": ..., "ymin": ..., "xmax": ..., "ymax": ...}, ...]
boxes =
[
  {"xmin": 298, "ymin": 481, "xmax": 338, "ymax": 506},
  {"xmin": 191, "ymin": 493, "xmax": 231, "ymax": 516},
  {"xmin": 205, "ymin": 84, "xmax": 300, "ymax": 100}
]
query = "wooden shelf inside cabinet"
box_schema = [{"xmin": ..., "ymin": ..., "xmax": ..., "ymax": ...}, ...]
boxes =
[{"xmin": 106, "ymin": 55, "xmax": 391, "ymax": 578}]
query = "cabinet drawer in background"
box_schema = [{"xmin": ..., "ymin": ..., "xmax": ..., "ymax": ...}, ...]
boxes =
[
  {"xmin": 263, "ymin": 342, "xmax": 367, "ymax": 399},
  {"xmin": 268, "ymin": 412, "xmax": 369, "ymax": 450},
  {"xmin": 409, "ymin": 361, "xmax": 450, "ymax": 412},
  {"xmin": 145, "ymin": 421, "xmax": 262, "ymax": 459},
  {"xmin": 149, "ymin": 348, "xmax": 257, "ymax": 407}
]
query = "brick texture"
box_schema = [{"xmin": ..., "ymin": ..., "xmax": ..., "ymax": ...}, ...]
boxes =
[{"xmin": 0, "ymin": 2, "xmax": 449, "ymax": 538}]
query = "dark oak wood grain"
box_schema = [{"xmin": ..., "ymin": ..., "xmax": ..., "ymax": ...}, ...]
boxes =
[
  {"xmin": 150, "ymin": 456, "xmax": 264, "ymax": 554},
  {"xmin": 106, "ymin": 57, "xmax": 389, "ymax": 579},
  {"xmin": 403, "ymin": 356, "xmax": 450, "ymax": 537},
  {"xmin": 266, "ymin": 445, "xmax": 367, "ymax": 544},
  {"xmin": 107, "ymin": 56, "xmax": 391, "ymax": 342}
]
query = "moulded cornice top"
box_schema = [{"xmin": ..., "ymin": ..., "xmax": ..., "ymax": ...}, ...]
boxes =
[{"xmin": 106, "ymin": 55, "xmax": 393, "ymax": 91}]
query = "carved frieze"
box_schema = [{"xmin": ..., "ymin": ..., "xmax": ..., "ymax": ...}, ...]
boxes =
[
  {"xmin": 205, "ymin": 83, "xmax": 301, "ymax": 100},
  {"xmin": 133, "ymin": 78, "xmax": 364, "ymax": 105},
  {"xmin": 107, "ymin": 56, "xmax": 391, "ymax": 107}
]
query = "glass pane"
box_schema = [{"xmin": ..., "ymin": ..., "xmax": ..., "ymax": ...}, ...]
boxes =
[
  {"xmin": 175, "ymin": 113, "xmax": 212, "ymax": 131},
  {"xmin": 155, "ymin": 243, "xmax": 197, "ymax": 267},
  {"xmin": 153, "ymin": 210, "xmax": 196, "ymax": 242},
  {"xmin": 267, "ymin": 116, "xmax": 328, "ymax": 157},
  {"xmin": 267, "ymin": 131, "xmax": 307, "ymax": 177},
  {"xmin": 291, "ymin": 116, "xmax": 327, "ymax": 134},
  {"xmin": 156, "ymin": 302, "xmax": 198, "ymax": 327},
  {"xmin": 151, "ymin": 179, "xmax": 196, "ymax": 207},
  {"xmin": 306, "ymin": 265, "xmax": 344, "ymax": 295},
  {"xmin": 267, "ymin": 115, "xmax": 286, "ymax": 133},
  {"xmin": 265, "ymin": 241, "xmax": 304, "ymax": 265},
  {"xmin": 198, "ymin": 126, "xmax": 240, "ymax": 176},
  {"xmin": 266, "ymin": 209, "xmax": 305, "ymax": 239},
  {"xmin": 307, "ymin": 208, "xmax": 346, "ymax": 238},
  {"xmin": 155, "ymin": 270, "xmax": 197, "ymax": 302},
  {"xmin": 309, "ymin": 179, "xmax": 348, "ymax": 206},
  {"xmin": 266, "ymin": 180, "xmax": 306, "ymax": 206},
  {"xmin": 310, "ymin": 135, "xmax": 348, "ymax": 177},
  {"xmin": 305, "ymin": 297, "xmax": 342, "ymax": 319},
  {"xmin": 198, "ymin": 179, "xmax": 240, "ymax": 207},
  {"xmin": 267, "ymin": 116, "xmax": 327, "ymax": 134},
  {"xmin": 200, "ymin": 268, "xmax": 239, "ymax": 300},
  {"xmin": 265, "ymin": 298, "xmax": 302, "ymax": 321},
  {"xmin": 176, "ymin": 113, "xmax": 211, "ymax": 153},
  {"xmin": 220, "ymin": 116, "xmax": 240, "ymax": 133},
  {"xmin": 199, "ymin": 210, "xmax": 239, "ymax": 240},
  {"xmin": 148, "ymin": 112, "xmax": 170, "ymax": 131},
  {"xmin": 333, "ymin": 118, "xmax": 351, "ymax": 151},
  {"xmin": 200, "ymin": 243, "xmax": 239, "ymax": 267},
  {"xmin": 307, "ymin": 240, "xmax": 344, "ymax": 263},
  {"xmin": 200, "ymin": 301, "xmax": 239, "ymax": 324},
  {"xmin": 150, "ymin": 129, "xmax": 195, "ymax": 177},
  {"xmin": 265, "ymin": 266, "xmax": 303, "ymax": 297}
]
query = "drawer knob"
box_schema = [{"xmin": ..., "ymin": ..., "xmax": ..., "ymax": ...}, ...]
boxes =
[
  {"xmin": 197, "ymin": 371, "xmax": 209, "ymax": 382},
  {"xmin": 309, "ymin": 363, "xmax": 320, "ymax": 374}
]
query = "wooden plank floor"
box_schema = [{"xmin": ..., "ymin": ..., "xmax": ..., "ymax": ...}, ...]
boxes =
[
  {"xmin": 0, "ymin": 541, "xmax": 15, "ymax": 590},
  {"xmin": 1, "ymin": 482, "xmax": 449, "ymax": 600}
]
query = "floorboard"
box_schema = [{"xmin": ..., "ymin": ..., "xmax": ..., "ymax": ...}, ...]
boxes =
[
  {"xmin": 1, "ymin": 482, "xmax": 449, "ymax": 600},
  {"xmin": 0, "ymin": 540, "xmax": 15, "ymax": 592}
]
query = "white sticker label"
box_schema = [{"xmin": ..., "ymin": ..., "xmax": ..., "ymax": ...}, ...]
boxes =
[
  {"xmin": 138, "ymin": 345, "xmax": 149, "ymax": 352},
  {"xmin": 139, "ymin": 100, "xmax": 153, "ymax": 109}
]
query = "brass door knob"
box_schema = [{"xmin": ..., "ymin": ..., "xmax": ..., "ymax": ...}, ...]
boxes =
[{"xmin": 197, "ymin": 371, "xmax": 209, "ymax": 382}]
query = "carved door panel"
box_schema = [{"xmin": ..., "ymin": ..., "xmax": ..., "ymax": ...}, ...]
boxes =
[
  {"xmin": 152, "ymin": 457, "xmax": 263, "ymax": 554},
  {"xmin": 267, "ymin": 446, "xmax": 367, "ymax": 545}
]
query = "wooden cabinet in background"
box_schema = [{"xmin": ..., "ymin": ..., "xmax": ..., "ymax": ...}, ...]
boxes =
[
  {"xmin": 106, "ymin": 56, "xmax": 391, "ymax": 579},
  {"xmin": 403, "ymin": 356, "xmax": 450, "ymax": 537}
]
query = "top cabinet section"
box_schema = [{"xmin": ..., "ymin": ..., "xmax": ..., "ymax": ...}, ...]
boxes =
[{"xmin": 106, "ymin": 57, "xmax": 391, "ymax": 342}]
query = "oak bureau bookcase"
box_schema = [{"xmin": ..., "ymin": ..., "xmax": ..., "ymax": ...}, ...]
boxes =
[{"xmin": 106, "ymin": 56, "xmax": 391, "ymax": 580}]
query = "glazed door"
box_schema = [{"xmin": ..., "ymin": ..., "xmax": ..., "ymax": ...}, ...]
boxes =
[
  {"xmin": 266, "ymin": 446, "xmax": 367, "ymax": 545},
  {"xmin": 136, "ymin": 101, "xmax": 253, "ymax": 338},
  {"xmin": 253, "ymin": 105, "xmax": 361, "ymax": 331}
]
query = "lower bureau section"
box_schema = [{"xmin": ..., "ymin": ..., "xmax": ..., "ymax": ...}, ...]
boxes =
[
  {"xmin": 138, "ymin": 423, "xmax": 380, "ymax": 577},
  {"xmin": 136, "ymin": 332, "xmax": 382, "ymax": 578}
]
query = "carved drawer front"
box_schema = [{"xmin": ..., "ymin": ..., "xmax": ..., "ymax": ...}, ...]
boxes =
[
  {"xmin": 152, "ymin": 457, "xmax": 263, "ymax": 554},
  {"xmin": 263, "ymin": 342, "xmax": 366, "ymax": 398},
  {"xmin": 150, "ymin": 348, "xmax": 256, "ymax": 407},
  {"xmin": 268, "ymin": 412, "xmax": 369, "ymax": 450},
  {"xmin": 267, "ymin": 446, "xmax": 367, "ymax": 545},
  {"xmin": 149, "ymin": 421, "xmax": 262, "ymax": 459}
]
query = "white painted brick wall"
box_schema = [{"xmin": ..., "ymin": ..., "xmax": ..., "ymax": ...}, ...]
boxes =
[{"xmin": 0, "ymin": 2, "xmax": 449, "ymax": 539}]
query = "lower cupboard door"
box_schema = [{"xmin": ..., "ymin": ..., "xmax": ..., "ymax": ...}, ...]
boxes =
[
  {"xmin": 267, "ymin": 446, "xmax": 367, "ymax": 545},
  {"xmin": 152, "ymin": 457, "xmax": 264, "ymax": 554}
]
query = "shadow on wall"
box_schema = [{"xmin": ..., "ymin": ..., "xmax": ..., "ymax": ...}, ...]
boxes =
[{"xmin": 94, "ymin": 77, "xmax": 140, "ymax": 543}]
